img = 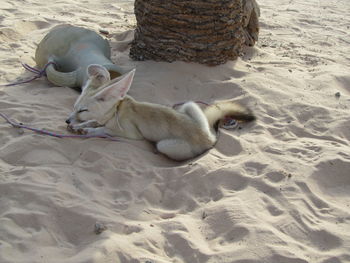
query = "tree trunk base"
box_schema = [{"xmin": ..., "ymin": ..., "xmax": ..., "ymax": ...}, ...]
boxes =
[{"xmin": 130, "ymin": 0, "xmax": 255, "ymax": 66}]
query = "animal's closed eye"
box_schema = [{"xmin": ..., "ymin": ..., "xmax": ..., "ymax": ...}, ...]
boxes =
[{"xmin": 78, "ymin": 109, "xmax": 88, "ymax": 113}]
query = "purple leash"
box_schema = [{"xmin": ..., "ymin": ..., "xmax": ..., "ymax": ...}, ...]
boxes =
[
  {"xmin": 2, "ymin": 62, "xmax": 56, "ymax": 87},
  {"xmin": 22, "ymin": 63, "xmax": 41, "ymax": 74},
  {"xmin": 0, "ymin": 112, "xmax": 119, "ymax": 141},
  {"xmin": 1, "ymin": 63, "xmax": 120, "ymax": 140}
]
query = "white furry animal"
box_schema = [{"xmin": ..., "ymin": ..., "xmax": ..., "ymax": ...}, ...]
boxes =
[{"xmin": 66, "ymin": 65, "xmax": 255, "ymax": 161}]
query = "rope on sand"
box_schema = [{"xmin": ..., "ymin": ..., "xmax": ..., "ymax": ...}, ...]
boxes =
[
  {"xmin": 2, "ymin": 62, "xmax": 56, "ymax": 87},
  {"xmin": 0, "ymin": 112, "xmax": 119, "ymax": 141}
]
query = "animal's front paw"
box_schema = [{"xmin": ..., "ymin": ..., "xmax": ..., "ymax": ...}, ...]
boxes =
[
  {"xmin": 76, "ymin": 128, "xmax": 88, "ymax": 135},
  {"xmin": 72, "ymin": 120, "xmax": 100, "ymax": 129},
  {"xmin": 67, "ymin": 124, "xmax": 74, "ymax": 133},
  {"xmin": 68, "ymin": 124, "xmax": 107, "ymax": 136},
  {"xmin": 67, "ymin": 124, "xmax": 87, "ymax": 134}
]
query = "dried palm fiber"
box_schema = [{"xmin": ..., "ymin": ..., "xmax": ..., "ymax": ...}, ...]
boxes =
[{"xmin": 130, "ymin": 0, "xmax": 248, "ymax": 66}]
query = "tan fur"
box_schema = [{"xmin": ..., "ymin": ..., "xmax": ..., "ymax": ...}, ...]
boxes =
[
  {"xmin": 67, "ymin": 66, "xmax": 255, "ymax": 161},
  {"xmin": 204, "ymin": 100, "xmax": 255, "ymax": 129}
]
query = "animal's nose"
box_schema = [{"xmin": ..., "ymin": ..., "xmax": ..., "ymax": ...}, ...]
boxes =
[{"xmin": 65, "ymin": 118, "xmax": 71, "ymax": 124}]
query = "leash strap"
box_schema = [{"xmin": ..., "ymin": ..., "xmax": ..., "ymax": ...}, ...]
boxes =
[
  {"xmin": 0, "ymin": 112, "xmax": 119, "ymax": 141},
  {"xmin": 2, "ymin": 62, "xmax": 57, "ymax": 87}
]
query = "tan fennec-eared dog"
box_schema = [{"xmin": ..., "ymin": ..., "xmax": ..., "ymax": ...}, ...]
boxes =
[{"xmin": 66, "ymin": 65, "xmax": 255, "ymax": 161}]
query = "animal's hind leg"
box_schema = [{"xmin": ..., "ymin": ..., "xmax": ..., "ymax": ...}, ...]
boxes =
[
  {"xmin": 177, "ymin": 102, "xmax": 209, "ymax": 131},
  {"xmin": 156, "ymin": 139, "xmax": 195, "ymax": 161}
]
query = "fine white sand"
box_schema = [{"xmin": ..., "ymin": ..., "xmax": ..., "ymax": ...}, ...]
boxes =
[{"xmin": 1, "ymin": 0, "xmax": 350, "ymax": 262}]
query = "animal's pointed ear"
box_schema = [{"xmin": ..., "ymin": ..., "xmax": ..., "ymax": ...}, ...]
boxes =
[
  {"xmin": 93, "ymin": 69, "xmax": 135, "ymax": 102},
  {"xmin": 87, "ymin": 64, "xmax": 111, "ymax": 84}
]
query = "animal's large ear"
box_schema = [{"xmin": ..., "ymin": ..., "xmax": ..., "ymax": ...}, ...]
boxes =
[
  {"xmin": 87, "ymin": 64, "xmax": 111, "ymax": 84},
  {"xmin": 93, "ymin": 69, "xmax": 135, "ymax": 102}
]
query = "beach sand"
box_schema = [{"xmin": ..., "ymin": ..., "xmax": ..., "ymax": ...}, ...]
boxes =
[{"xmin": 0, "ymin": 0, "xmax": 349, "ymax": 262}]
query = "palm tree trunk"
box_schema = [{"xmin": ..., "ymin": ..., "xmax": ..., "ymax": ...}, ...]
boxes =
[{"xmin": 130, "ymin": 0, "xmax": 249, "ymax": 66}]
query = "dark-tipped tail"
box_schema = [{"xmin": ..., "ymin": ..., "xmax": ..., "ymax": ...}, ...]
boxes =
[{"xmin": 204, "ymin": 100, "xmax": 255, "ymax": 131}]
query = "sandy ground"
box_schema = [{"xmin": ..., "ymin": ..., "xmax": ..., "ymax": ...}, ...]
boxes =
[{"xmin": 1, "ymin": 0, "xmax": 350, "ymax": 262}]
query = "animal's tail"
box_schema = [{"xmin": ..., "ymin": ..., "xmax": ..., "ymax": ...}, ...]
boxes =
[{"xmin": 204, "ymin": 100, "xmax": 255, "ymax": 131}]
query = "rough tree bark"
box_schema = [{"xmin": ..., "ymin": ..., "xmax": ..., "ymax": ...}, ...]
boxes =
[{"xmin": 130, "ymin": 0, "xmax": 260, "ymax": 66}]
